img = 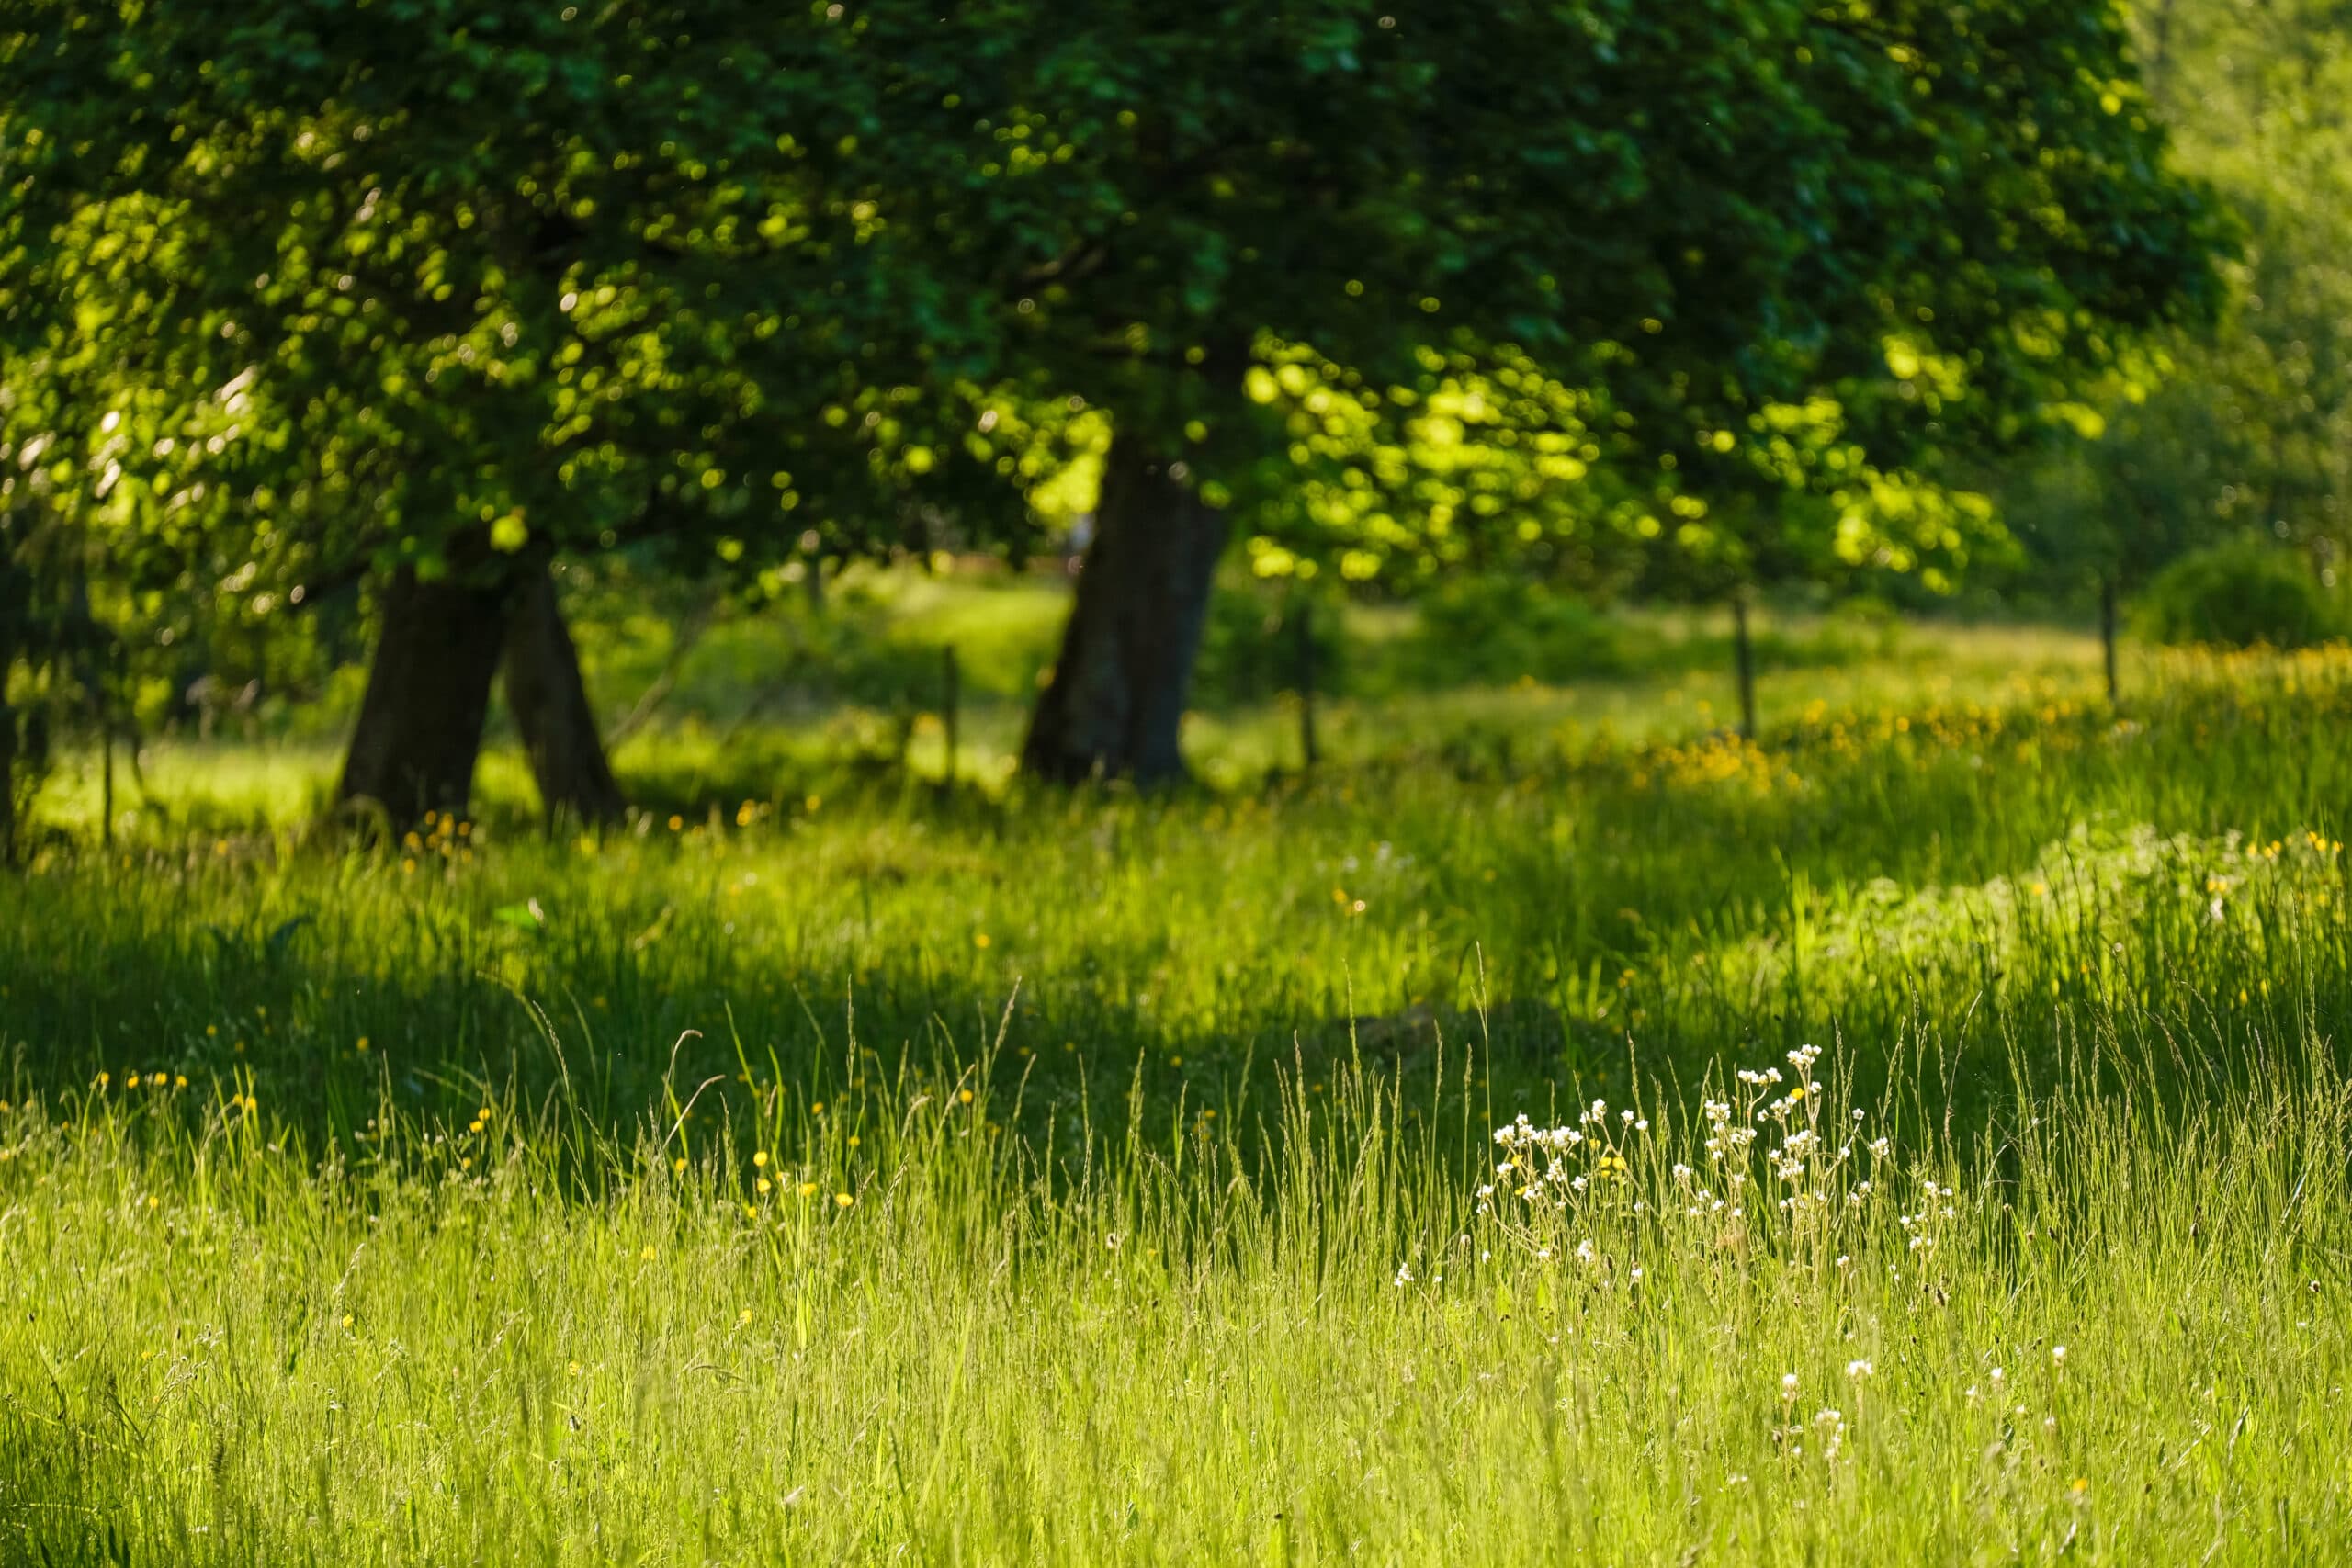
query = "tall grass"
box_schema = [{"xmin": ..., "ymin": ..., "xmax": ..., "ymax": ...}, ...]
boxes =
[
  {"xmin": 1, "ymin": 639, "xmax": 2348, "ymax": 1562},
  {"xmin": 2, "ymin": 1019, "xmax": 2341, "ymax": 1562}
]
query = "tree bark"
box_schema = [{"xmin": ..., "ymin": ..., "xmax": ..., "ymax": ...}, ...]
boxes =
[
  {"xmin": 0, "ymin": 635, "xmax": 17, "ymax": 866},
  {"xmin": 1021, "ymin": 430, "xmax": 1228, "ymax": 784},
  {"xmin": 336, "ymin": 565, "xmax": 514, "ymax": 824},
  {"xmin": 502, "ymin": 559, "xmax": 627, "ymax": 826}
]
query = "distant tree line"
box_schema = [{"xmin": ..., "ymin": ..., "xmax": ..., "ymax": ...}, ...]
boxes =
[{"xmin": 1997, "ymin": 0, "xmax": 2352, "ymax": 618}]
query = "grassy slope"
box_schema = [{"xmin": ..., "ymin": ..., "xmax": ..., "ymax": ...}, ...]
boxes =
[{"xmin": 2, "ymin": 631, "xmax": 2349, "ymax": 1562}]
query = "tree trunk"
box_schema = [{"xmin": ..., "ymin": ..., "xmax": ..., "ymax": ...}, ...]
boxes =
[
  {"xmin": 336, "ymin": 565, "xmax": 514, "ymax": 825},
  {"xmin": 503, "ymin": 560, "xmax": 627, "ymax": 827},
  {"xmin": 0, "ymin": 658, "xmax": 16, "ymax": 866},
  {"xmin": 1021, "ymin": 430, "xmax": 1228, "ymax": 784}
]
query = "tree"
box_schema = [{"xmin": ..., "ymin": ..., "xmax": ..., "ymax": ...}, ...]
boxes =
[
  {"xmin": 1996, "ymin": 0, "xmax": 2352, "ymax": 642},
  {"xmin": 0, "ymin": 1, "xmax": 1041, "ymax": 822},
  {"xmin": 805, "ymin": 0, "xmax": 2223, "ymax": 780}
]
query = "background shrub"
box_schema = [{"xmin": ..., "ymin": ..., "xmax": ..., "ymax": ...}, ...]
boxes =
[{"xmin": 2136, "ymin": 540, "xmax": 2338, "ymax": 649}]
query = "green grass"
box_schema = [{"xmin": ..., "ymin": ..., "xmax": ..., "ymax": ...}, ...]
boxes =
[
  {"xmin": 29, "ymin": 580, "xmax": 2102, "ymax": 826},
  {"xmin": 3, "ymin": 633, "xmax": 2350, "ymax": 1562},
  {"xmin": 6, "ymin": 1034, "xmax": 2342, "ymax": 1562}
]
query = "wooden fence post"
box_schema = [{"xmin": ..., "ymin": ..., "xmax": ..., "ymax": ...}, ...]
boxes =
[
  {"xmin": 942, "ymin": 643, "xmax": 961, "ymax": 784},
  {"xmin": 1295, "ymin": 602, "xmax": 1318, "ymax": 770},
  {"xmin": 2099, "ymin": 572, "xmax": 2120, "ymax": 707},
  {"xmin": 1732, "ymin": 592, "xmax": 1758, "ymax": 741}
]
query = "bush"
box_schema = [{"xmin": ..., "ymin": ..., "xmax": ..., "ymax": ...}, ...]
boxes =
[
  {"xmin": 2135, "ymin": 541, "xmax": 2338, "ymax": 649},
  {"xmin": 1402, "ymin": 576, "xmax": 1632, "ymax": 686}
]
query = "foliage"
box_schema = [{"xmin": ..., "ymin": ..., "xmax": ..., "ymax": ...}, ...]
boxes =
[
  {"xmin": 0, "ymin": 1, "xmax": 1074, "ymax": 628},
  {"xmin": 2134, "ymin": 538, "xmax": 2339, "ymax": 648},
  {"xmin": 0, "ymin": 0, "xmax": 2222, "ymax": 627},
  {"xmin": 1996, "ymin": 0, "xmax": 2352, "ymax": 597}
]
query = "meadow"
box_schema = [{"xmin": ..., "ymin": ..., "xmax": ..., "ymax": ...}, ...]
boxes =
[{"xmin": 2, "ymin": 602, "xmax": 2348, "ymax": 1563}]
